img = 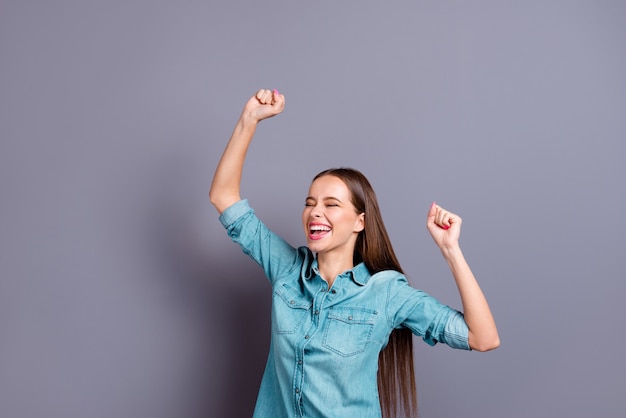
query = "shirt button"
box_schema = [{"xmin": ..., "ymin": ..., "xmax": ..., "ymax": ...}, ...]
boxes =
[
  {"xmin": 331, "ymin": 289, "xmax": 336, "ymax": 294},
  {"xmin": 304, "ymin": 335, "xmax": 310, "ymax": 339},
  {"xmin": 295, "ymin": 388, "xmax": 300, "ymax": 394},
  {"xmin": 314, "ymin": 310, "xmax": 319, "ymax": 315},
  {"xmin": 348, "ymin": 316, "xmax": 353, "ymax": 320},
  {"xmin": 298, "ymin": 360, "xmax": 303, "ymax": 365},
  {"xmin": 290, "ymin": 300, "xmax": 295, "ymax": 304}
]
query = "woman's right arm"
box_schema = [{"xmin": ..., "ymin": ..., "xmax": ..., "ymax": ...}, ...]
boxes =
[{"xmin": 209, "ymin": 89, "xmax": 285, "ymax": 214}]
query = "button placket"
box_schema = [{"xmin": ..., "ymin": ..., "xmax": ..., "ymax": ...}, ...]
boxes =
[{"xmin": 293, "ymin": 283, "xmax": 327, "ymax": 410}]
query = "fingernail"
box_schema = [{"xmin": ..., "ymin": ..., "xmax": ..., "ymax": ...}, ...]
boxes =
[
  {"xmin": 273, "ymin": 89, "xmax": 279, "ymax": 95},
  {"xmin": 442, "ymin": 225, "xmax": 450, "ymax": 230}
]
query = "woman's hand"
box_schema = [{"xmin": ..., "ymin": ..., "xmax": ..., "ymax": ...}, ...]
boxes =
[
  {"xmin": 426, "ymin": 202, "xmax": 462, "ymax": 251},
  {"xmin": 242, "ymin": 89, "xmax": 285, "ymax": 124}
]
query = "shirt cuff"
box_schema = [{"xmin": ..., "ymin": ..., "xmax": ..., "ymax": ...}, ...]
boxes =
[
  {"xmin": 219, "ymin": 199, "xmax": 253, "ymax": 229},
  {"xmin": 443, "ymin": 310, "xmax": 471, "ymax": 350}
]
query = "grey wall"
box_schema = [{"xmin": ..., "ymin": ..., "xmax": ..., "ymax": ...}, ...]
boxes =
[{"xmin": 1, "ymin": 1, "xmax": 625, "ymax": 417}]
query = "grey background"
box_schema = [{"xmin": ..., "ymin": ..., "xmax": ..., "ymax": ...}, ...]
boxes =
[{"xmin": 1, "ymin": 1, "xmax": 625, "ymax": 417}]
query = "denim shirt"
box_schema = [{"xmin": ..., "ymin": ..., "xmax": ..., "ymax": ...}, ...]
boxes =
[{"xmin": 220, "ymin": 199, "xmax": 470, "ymax": 418}]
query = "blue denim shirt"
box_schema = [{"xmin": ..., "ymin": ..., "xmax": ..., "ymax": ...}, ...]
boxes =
[{"xmin": 220, "ymin": 199, "xmax": 470, "ymax": 418}]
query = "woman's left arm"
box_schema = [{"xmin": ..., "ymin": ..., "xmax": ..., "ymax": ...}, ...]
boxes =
[{"xmin": 427, "ymin": 203, "xmax": 500, "ymax": 352}]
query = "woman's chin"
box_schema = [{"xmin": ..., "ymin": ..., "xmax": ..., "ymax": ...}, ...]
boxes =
[{"xmin": 306, "ymin": 239, "xmax": 327, "ymax": 254}]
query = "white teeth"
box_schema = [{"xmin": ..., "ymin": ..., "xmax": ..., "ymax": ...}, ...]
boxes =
[{"xmin": 310, "ymin": 225, "xmax": 331, "ymax": 231}]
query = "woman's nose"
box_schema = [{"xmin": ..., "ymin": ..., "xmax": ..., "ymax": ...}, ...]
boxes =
[{"xmin": 310, "ymin": 204, "xmax": 322, "ymax": 217}]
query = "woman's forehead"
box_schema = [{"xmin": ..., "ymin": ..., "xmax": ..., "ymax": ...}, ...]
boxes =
[{"xmin": 307, "ymin": 175, "xmax": 350, "ymax": 198}]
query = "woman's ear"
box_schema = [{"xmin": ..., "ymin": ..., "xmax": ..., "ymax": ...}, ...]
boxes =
[{"xmin": 354, "ymin": 213, "xmax": 365, "ymax": 233}]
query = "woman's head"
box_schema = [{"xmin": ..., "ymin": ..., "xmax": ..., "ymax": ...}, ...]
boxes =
[
  {"xmin": 305, "ymin": 168, "xmax": 403, "ymax": 274},
  {"xmin": 302, "ymin": 173, "xmax": 365, "ymax": 260}
]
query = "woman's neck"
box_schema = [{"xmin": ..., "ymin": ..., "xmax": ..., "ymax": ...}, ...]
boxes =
[{"xmin": 316, "ymin": 252, "xmax": 354, "ymax": 287}]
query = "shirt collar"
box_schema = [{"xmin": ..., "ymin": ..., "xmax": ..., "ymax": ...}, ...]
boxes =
[
  {"xmin": 309, "ymin": 259, "xmax": 371, "ymax": 286},
  {"xmin": 350, "ymin": 262, "xmax": 371, "ymax": 285}
]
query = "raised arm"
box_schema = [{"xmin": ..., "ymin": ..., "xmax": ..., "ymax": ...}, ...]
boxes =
[
  {"xmin": 427, "ymin": 203, "xmax": 500, "ymax": 352},
  {"xmin": 209, "ymin": 89, "xmax": 285, "ymax": 214}
]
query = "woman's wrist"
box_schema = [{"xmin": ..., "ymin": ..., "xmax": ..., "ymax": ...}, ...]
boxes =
[
  {"xmin": 440, "ymin": 245, "xmax": 464, "ymax": 262},
  {"xmin": 239, "ymin": 111, "xmax": 259, "ymax": 129}
]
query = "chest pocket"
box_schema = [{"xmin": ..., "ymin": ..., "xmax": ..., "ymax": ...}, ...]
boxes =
[
  {"xmin": 272, "ymin": 284, "xmax": 312, "ymax": 334},
  {"xmin": 323, "ymin": 307, "xmax": 378, "ymax": 357}
]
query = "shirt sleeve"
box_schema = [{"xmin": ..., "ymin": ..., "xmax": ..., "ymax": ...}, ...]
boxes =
[
  {"xmin": 219, "ymin": 199, "xmax": 303, "ymax": 284},
  {"xmin": 386, "ymin": 274, "xmax": 470, "ymax": 350}
]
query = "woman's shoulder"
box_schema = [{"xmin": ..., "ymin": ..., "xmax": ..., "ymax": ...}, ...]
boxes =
[
  {"xmin": 371, "ymin": 269, "xmax": 404, "ymax": 278},
  {"xmin": 369, "ymin": 269, "xmax": 409, "ymax": 287}
]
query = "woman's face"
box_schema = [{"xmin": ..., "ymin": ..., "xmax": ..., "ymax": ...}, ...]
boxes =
[{"xmin": 302, "ymin": 175, "xmax": 364, "ymax": 258}]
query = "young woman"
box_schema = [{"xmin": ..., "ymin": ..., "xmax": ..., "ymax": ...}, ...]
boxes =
[{"xmin": 210, "ymin": 89, "xmax": 499, "ymax": 418}]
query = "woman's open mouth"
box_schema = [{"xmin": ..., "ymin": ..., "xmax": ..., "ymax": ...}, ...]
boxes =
[{"xmin": 309, "ymin": 224, "xmax": 331, "ymax": 240}]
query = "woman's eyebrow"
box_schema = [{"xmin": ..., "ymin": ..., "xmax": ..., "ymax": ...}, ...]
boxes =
[{"xmin": 305, "ymin": 196, "xmax": 343, "ymax": 202}]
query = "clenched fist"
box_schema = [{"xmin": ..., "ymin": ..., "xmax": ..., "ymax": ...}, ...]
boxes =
[{"xmin": 242, "ymin": 89, "xmax": 286, "ymax": 123}]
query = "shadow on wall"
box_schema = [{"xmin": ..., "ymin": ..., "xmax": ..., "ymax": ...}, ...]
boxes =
[
  {"xmin": 144, "ymin": 160, "xmax": 272, "ymax": 418},
  {"xmin": 155, "ymin": 220, "xmax": 271, "ymax": 417},
  {"xmin": 204, "ymin": 259, "xmax": 271, "ymax": 417}
]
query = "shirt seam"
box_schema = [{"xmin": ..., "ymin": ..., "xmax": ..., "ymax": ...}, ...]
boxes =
[{"xmin": 385, "ymin": 279, "xmax": 394, "ymax": 329}]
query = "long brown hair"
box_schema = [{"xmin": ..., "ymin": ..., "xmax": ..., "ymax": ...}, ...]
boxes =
[{"xmin": 313, "ymin": 168, "xmax": 417, "ymax": 418}]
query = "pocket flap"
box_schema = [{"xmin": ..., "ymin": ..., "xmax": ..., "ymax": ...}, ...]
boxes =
[
  {"xmin": 327, "ymin": 307, "xmax": 377, "ymax": 324},
  {"xmin": 274, "ymin": 284, "xmax": 312, "ymax": 310}
]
